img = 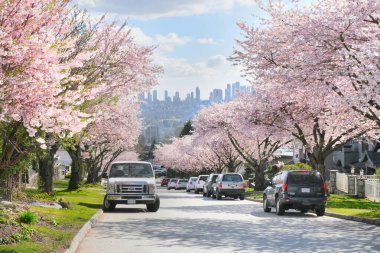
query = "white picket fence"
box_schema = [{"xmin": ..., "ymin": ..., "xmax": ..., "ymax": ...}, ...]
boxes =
[
  {"xmin": 365, "ymin": 179, "xmax": 380, "ymax": 203},
  {"xmin": 336, "ymin": 172, "xmax": 349, "ymax": 193}
]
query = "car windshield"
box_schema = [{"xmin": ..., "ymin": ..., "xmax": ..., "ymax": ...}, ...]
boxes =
[
  {"xmin": 222, "ymin": 174, "xmax": 243, "ymax": 182},
  {"xmin": 287, "ymin": 172, "xmax": 323, "ymax": 184},
  {"xmin": 109, "ymin": 163, "xmax": 153, "ymax": 178}
]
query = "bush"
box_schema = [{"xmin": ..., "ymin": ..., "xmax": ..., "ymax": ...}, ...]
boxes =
[
  {"xmin": 281, "ymin": 162, "xmax": 312, "ymax": 171},
  {"xmin": 19, "ymin": 211, "xmax": 38, "ymax": 224}
]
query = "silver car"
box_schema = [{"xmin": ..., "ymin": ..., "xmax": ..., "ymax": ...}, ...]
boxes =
[
  {"xmin": 213, "ymin": 173, "xmax": 246, "ymax": 200},
  {"xmin": 175, "ymin": 179, "xmax": 188, "ymax": 190},
  {"xmin": 186, "ymin": 177, "xmax": 198, "ymax": 192}
]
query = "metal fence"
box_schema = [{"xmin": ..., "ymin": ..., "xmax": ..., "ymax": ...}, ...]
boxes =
[
  {"xmin": 336, "ymin": 172, "xmax": 349, "ymax": 193},
  {"xmin": 365, "ymin": 179, "xmax": 380, "ymax": 202}
]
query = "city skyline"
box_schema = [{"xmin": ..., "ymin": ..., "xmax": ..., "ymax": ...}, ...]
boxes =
[{"xmin": 141, "ymin": 81, "xmax": 253, "ymax": 102}]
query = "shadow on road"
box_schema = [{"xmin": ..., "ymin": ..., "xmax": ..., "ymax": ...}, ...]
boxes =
[{"xmin": 94, "ymin": 214, "xmax": 380, "ymax": 253}]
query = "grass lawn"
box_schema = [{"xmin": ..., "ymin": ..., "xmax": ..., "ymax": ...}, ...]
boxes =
[
  {"xmin": 0, "ymin": 180, "xmax": 104, "ymax": 253},
  {"xmin": 326, "ymin": 194, "xmax": 380, "ymax": 220}
]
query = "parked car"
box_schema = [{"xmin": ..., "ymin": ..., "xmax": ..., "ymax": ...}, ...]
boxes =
[
  {"xmin": 213, "ymin": 173, "xmax": 246, "ymax": 200},
  {"xmin": 161, "ymin": 178, "xmax": 170, "ymax": 187},
  {"xmin": 102, "ymin": 161, "xmax": 159, "ymax": 212},
  {"xmin": 203, "ymin": 174, "xmax": 221, "ymax": 197},
  {"xmin": 167, "ymin": 178, "xmax": 178, "ymax": 190},
  {"xmin": 175, "ymin": 179, "xmax": 188, "ymax": 190},
  {"xmin": 186, "ymin": 177, "xmax": 198, "ymax": 192},
  {"xmin": 153, "ymin": 165, "xmax": 167, "ymax": 177},
  {"xmin": 194, "ymin": 175, "xmax": 209, "ymax": 194},
  {"xmin": 263, "ymin": 170, "xmax": 327, "ymax": 216}
]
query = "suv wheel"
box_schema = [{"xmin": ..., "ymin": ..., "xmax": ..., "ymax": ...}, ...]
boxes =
[
  {"xmin": 206, "ymin": 191, "xmax": 211, "ymax": 197},
  {"xmin": 263, "ymin": 196, "xmax": 271, "ymax": 212},
  {"xmin": 147, "ymin": 196, "xmax": 160, "ymax": 212},
  {"xmin": 239, "ymin": 194, "xmax": 245, "ymax": 200},
  {"xmin": 315, "ymin": 207, "xmax": 325, "ymax": 216},
  {"xmin": 194, "ymin": 189, "xmax": 198, "ymax": 194},
  {"xmin": 102, "ymin": 196, "xmax": 116, "ymax": 212},
  {"xmin": 275, "ymin": 198, "xmax": 285, "ymax": 216},
  {"xmin": 216, "ymin": 191, "xmax": 222, "ymax": 200}
]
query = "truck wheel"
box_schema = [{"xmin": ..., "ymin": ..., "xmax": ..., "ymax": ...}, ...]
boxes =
[
  {"xmin": 315, "ymin": 207, "xmax": 325, "ymax": 216},
  {"xmin": 102, "ymin": 196, "xmax": 116, "ymax": 212},
  {"xmin": 239, "ymin": 194, "xmax": 245, "ymax": 200},
  {"xmin": 147, "ymin": 196, "xmax": 160, "ymax": 212}
]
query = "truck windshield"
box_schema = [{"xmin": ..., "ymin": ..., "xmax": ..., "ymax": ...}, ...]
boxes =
[{"xmin": 109, "ymin": 163, "xmax": 153, "ymax": 178}]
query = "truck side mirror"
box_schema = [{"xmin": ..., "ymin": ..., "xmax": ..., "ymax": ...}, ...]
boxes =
[{"xmin": 101, "ymin": 172, "xmax": 108, "ymax": 179}]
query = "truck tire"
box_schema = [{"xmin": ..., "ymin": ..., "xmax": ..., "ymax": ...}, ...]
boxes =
[
  {"xmin": 147, "ymin": 195, "xmax": 160, "ymax": 212},
  {"xmin": 102, "ymin": 196, "xmax": 116, "ymax": 212}
]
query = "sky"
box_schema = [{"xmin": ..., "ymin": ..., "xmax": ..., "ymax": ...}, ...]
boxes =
[{"xmin": 76, "ymin": 0, "xmax": 262, "ymax": 100}]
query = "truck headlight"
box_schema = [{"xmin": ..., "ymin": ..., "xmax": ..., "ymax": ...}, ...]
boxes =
[
  {"xmin": 148, "ymin": 184, "xmax": 156, "ymax": 194},
  {"xmin": 107, "ymin": 183, "xmax": 115, "ymax": 194}
]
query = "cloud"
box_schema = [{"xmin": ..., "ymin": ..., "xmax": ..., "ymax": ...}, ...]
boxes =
[
  {"xmin": 129, "ymin": 28, "xmax": 217, "ymax": 52},
  {"xmin": 76, "ymin": 0, "xmax": 257, "ymax": 20},
  {"xmin": 196, "ymin": 38, "xmax": 217, "ymax": 45},
  {"xmin": 206, "ymin": 55, "xmax": 228, "ymax": 68}
]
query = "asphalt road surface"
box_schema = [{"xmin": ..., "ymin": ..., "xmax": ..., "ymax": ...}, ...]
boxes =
[{"xmin": 77, "ymin": 188, "xmax": 380, "ymax": 253}]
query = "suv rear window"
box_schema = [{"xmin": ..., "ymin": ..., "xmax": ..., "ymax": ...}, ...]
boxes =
[
  {"xmin": 211, "ymin": 175, "xmax": 219, "ymax": 182},
  {"xmin": 199, "ymin": 176, "xmax": 208, "ymax": 181},
  {"xmin": 287, "ymin": 172, "xmax": 323, "ymax": 185},
  {"xmin": 222, "ymin": 174, "xmax": 243, "ymax": 182},
  {"xmin": 179, "ymin": 180, "xmax": 187, "ymax": 183}
]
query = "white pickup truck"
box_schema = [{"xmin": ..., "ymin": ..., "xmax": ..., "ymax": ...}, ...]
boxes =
[{"xmin": 102, "ymin": 161, "xmax": 160, "ymax": 212}]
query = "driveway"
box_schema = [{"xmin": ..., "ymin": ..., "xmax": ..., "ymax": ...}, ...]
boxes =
[{"xmin": 77, "ymin": 188, "xmax": 380, "ymax": 253}]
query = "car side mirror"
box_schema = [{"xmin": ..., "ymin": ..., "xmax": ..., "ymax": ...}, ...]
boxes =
[{"xmin": 101, "ymin": 172, "xmax": 108, "ymax": 179}]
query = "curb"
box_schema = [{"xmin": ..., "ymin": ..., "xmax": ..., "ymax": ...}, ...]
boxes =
[
  {"xmin": 64, "ymin": 209, "xmax": 103, "ymax": 253},
  {"xmin": 245, "ymin": 198, "xmax": 380, "ymax": 226}
]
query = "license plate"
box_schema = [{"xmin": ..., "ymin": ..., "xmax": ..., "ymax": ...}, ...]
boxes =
[
  {"xmin": 301, "ymin": 188, "xmax": 310, "ymax": 193},
  {"xmin": 128, "ymin": 199, "xmax": 136, "ymax": 204}
]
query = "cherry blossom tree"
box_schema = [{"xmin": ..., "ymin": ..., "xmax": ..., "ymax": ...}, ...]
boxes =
[
  {"xmin": 193, "ymin": 99, "xmax": 291, "ymax": 190},
  {"xmin": 0, "ymin": 0, "xmax": 93, "ymax": 199},
  {"xmin": 83, "ymin": 99, "xmax": 142, "ymax": 184},
  {"xmin": 232, "ymin": 0, "xmax": 379, "ymax": 179}
]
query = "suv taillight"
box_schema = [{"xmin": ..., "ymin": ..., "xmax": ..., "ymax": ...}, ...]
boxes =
[
  {"xmin": 283, "ymin": 184, "xmax": 288, "ymax": 193},
  {"xmin": 323, "ymin": 183, "xmax": 327, "ymax": 193},
  {"xmin": 219, "ymin": 182, "xmax": 222, "ymax": 188}
]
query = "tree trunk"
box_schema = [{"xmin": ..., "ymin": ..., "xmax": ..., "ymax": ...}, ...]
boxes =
[
  {"xmin": 254, "ymin": 162, "xmax": 267, "ymax": 191},
  {"xmin": 86, "ymin": 161, "xmax": 100, "ymax": 184},
  {"xmin": 38, "ymin": 145, "xmax": 58, "ymax": 194},
  {"xmin": 68, "ymin": 145, "xmax": 83, "ymax": 190}
]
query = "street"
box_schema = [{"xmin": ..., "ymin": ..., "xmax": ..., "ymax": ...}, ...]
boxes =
[{"xmin": 77, "ymin": 188, "xmax": 380, "ymax": 253}]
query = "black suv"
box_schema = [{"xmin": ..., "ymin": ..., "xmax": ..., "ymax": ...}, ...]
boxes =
[{"xmin": 263, "ymin": 170, "xmax": 327, "ymax": 216}]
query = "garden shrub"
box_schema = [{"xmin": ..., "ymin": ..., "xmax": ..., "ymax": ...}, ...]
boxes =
[{"xmin": 19, "ymin": 211, "xmax": 38, "ymax": 224}]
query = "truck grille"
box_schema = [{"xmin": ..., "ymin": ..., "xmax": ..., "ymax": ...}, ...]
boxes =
[{"xmin": 120, "ymin": 184, "xmax": 145, "ymax": 193}]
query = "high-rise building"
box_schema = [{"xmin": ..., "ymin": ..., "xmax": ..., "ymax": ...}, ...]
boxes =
[
  {"xmin": 225, "ymin": 83, "xmax": 231, "ymax": 101},
  {"xmin": 212, "ymin": 89, "xmax": 223, "ymax": 103},
  {"xmin": 191, "ymin": 91, "xmax": 194, "ymax": 100},
  {"xmin": 164, "ymin": 90, "xmax": 169, "ymax": 101},
  {"xmin": 173, "ymin": 92, "xmax": 180, "ymax": 103},
  {"xmin": 153, "ymin": 90, "xmax": 158, "ymax": 102},
  {"xmin": 209, "ymin": 91, "xmax": 213, "ymax": 102},
  {"xmin": 147, "ymin": 91, "xmax": 152, "ymax": 103},
  {"xmin": 196, "ymin": 87, "xmax": 200, "ymax": 102},
  {"xmin": 232, "ymin": 82, "xmax": 240, "ymax": 99}
]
